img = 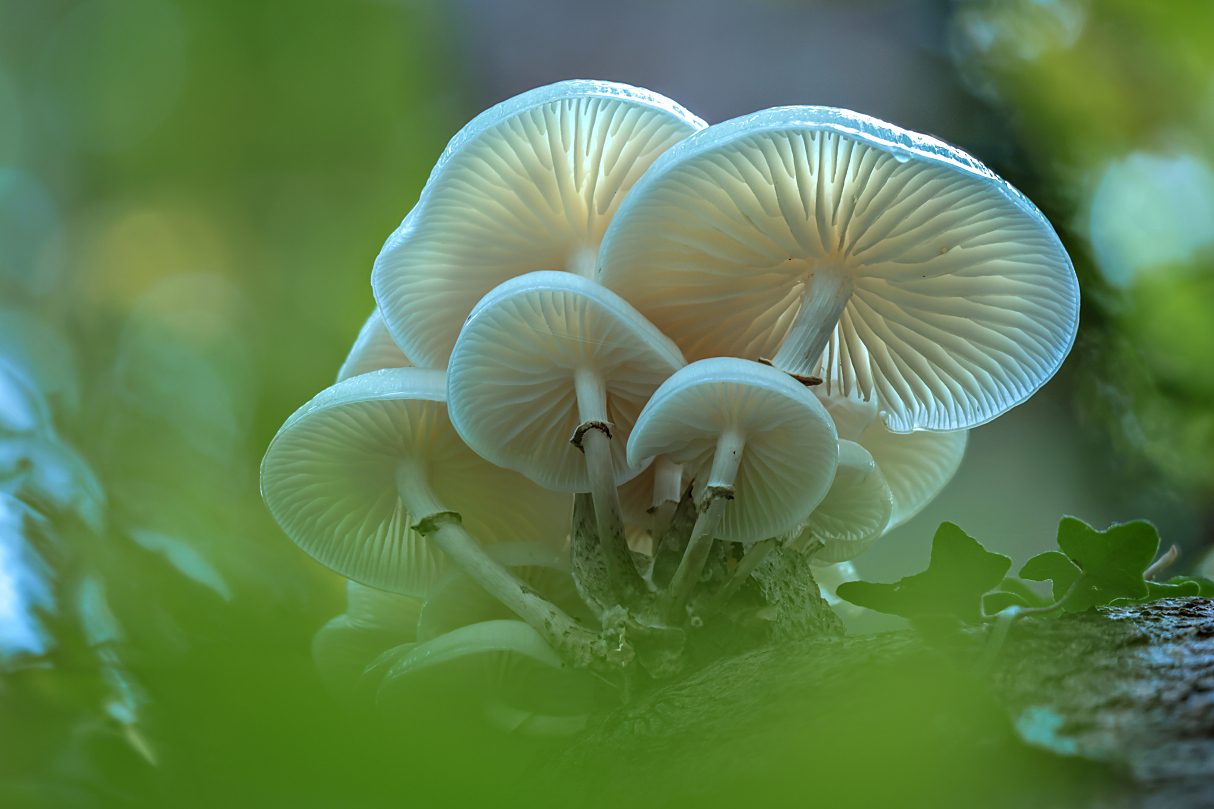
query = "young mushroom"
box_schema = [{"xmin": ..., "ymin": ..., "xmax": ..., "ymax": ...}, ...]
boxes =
[
  {"xmin": 785, "ymin": 439, "xmax": 894, "ymax": 564},
  {"xmin": 626, "ymin": 357, "xmax": 839, "ymax": 622},
  {"xmin": 372, "ymin": 80, "xmax": 706, "ymax": 369},
  {"xmin": 815, "ymin": 389, "xmax": 966, "ymax": 530},
  {"xmin": 446, "ymin": 271, "xmax": 685, "ymax": 605},
  {"xmin": 597, "ymin": 106, "xmax": 1080, "ymax": 433},
  {"xmin": 260, "ymin": 367, "xmax": 600, "ymax": 666}
]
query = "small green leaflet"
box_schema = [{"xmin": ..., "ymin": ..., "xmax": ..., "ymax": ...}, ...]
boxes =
[
  {"xmin": 836, "ymin": 522, "xmax": 1010, "ymax": 624},
  {"xmin": 1019, "ymin": 551, "xmax": 1080, "ymax": 603},
  {"xmin": 1053, "ymin": 517, "xmax": 1156, "ymax": 612}
]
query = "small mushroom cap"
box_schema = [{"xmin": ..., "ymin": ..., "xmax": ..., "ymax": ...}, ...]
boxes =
[
  {"xmin": 260, "ymin": 367, "xmax": 571, "ymax": 597},
  {"xmin": 627, "ymin": 357, "xmax": 838, "ymax": 542},
  {"xmin": 336, "ymin": 309, "xmax": 411, "ymax": 382},
  {"xmin": 415, "ymin": 542, "xmax": 593, "ymax": 642},
  {"xmin": 792, "ymin": 439, "xmax": 893, "ymax": 564},
  {"xmin": 598, "ymin": 106, "xmax": 1080, "ymax": 433},
  {"xmin": 311, "ymin": 581, "xmax": 421, "ymax": 699},
  {"xmin": 447, "ymin": 271, "xmax": 685, "ymax": 492},
  {"xmin": 817, "ymin": 390, "xmax": 967, "ymax": 529},
  {"xmin": 372, "ymin": 80, "xmax": 706, "ymax": 369}
]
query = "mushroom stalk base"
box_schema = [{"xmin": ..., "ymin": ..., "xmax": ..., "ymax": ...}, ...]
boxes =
[
  {"xmin": 397, "ymin": 473, "xmax": 601, "ymax": 668},
  {"xmin": 771, "ymin": 264, "xmax": 854, "ymax": 377},
  {"xmin": 700, "ymin": 537, "xmax": 778, "ymax": 618},
  {"xmin": 662, "ymin": 430, "xmax": 747, "ymax": 623}
]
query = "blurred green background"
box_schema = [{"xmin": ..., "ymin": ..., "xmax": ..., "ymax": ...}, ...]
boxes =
[{"xmin": 0, "ymin": 0, "xmax": 1211, "ymax": 805}]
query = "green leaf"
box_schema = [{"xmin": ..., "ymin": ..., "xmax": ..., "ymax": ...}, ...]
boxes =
[
  {"xmin": 1055, "ymin": 517, "xmax": 1158, "ymax": 611},
  {"xmin": 1019, "ymin": 551, "xmax": 1080, "ymax": 602},
  {"xmin": 1165, "ymin": 575, "xmax": 1214, "ymax": 597},
  {"xmin": 1109, "ymin": 578, "xmax": 1203, "ymax": 606},
  {"xmin": 836, "ymin": 522, "xmax": 1010, "ymax": 624}
]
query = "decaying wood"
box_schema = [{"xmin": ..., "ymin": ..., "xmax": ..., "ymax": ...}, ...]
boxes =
[{"xmin": 545, "ymin": 598, "xmax": 1214, "ymax": 809}]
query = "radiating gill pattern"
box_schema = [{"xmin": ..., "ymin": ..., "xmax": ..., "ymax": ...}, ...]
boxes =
[
  {"xmin": 599, "ymin": 126, "xmax": 1079, "ymax": 433},
  {"xmin": 448, "ymin": 280, "xmax": 683, "ymax": 493},
  {"xmin": 262, "ymin": 399, "xmax": 448, "ymax": 597},
  {"xmin": 373, "ymin": 94, "xmax": 703, "ymax": 369},
  {"xmin": 263, "ymin": 390, "xmax": 569, "ymax": 599}
]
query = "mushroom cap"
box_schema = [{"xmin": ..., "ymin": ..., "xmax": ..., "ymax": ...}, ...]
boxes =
[
  {"xmin": 415, "ymin": 542, "xmax": 593, "ymax": 642},
  {"xmin": 817, "ymin": 390, "xmax": 967, "ymax": 529},
  {"xmin": 336, "ymin": 309, "xmax": 411, "ymax": 382},
  {"xmin": 260, "ymin": 367, "xmax": 571, "ymax": 597},
  {"xmin": 597, "ymin": 106, "xmax": 1080, "ymax": 433},
  {"xmin": 792, "ymin": 439, "xmax": 893, "ymax": 564},
  {"xmin": 447, "ymin": 271, "xmax": 685, "ymax": 492},
  {"xmin": 626, "ymin": 357, "xmax": 838, "ymax": 542},
  {"xmin": 372, "ymin": 80, "xmax": 706, "ymax": 369},
  {"xmin": 311, "ymin": 581, "xmax": 421, "ymax": 699},
  {"xmin": 376, "ymin": 619, "xmax": 596, "ymax": 731}
]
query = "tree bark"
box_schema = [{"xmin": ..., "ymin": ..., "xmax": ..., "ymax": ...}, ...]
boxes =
[{"xmin": 544, "ymin": 597, "xmax": 1214, "ymax": 809}]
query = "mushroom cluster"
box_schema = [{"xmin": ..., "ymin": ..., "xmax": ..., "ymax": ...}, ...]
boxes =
[{"xmin": 262, "ymin": 80, "xmax": 1079, "ymax": 703}]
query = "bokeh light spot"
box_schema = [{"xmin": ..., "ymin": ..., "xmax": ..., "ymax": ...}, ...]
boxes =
[{"xmin": 1088, "ymin": 152, "xmax": 1214, "ymax": 287}]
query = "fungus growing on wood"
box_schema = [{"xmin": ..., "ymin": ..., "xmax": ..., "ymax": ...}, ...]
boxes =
[{"xmin": 598, "ymin": 106, "xmax": 1080, "ymax": 433}]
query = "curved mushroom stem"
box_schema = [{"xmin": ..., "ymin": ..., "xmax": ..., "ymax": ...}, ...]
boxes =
[
  {"xmin": 663, "ymin": 430, "xmax": 746, "ymax": 623},
  {"xmin": 397, "ymin": 469, "xmax": 605, "ymax": 669},
  {"xmin": 573, "ymin": 368, "xmax": 649, "ymax": 603},
  {"xmin": 698, "ymin": 537, "xmax": 778, "ymax": 618},
  {"xmin": 770, "ymin": 263, "xmax": 854, "ymax": 376}
]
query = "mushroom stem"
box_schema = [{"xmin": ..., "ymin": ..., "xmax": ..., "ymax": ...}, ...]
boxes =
[
  {"xmin": 770, "ymin": 263, "xmax": 854, "ymax": 377},
  {"xmin": 574, "ymin": 368, "xmax": 648, "ymax": 602},
  {"xmin": 396, "ymin": 467, "xmax": 600, "ymax": 667},
  {"xmin": 663, "ymin": 430, "xmax": 746, "ymax": 622},
  {"xmin": 699, "ymin": 537, "xmax": 778, "ymax": 618}
]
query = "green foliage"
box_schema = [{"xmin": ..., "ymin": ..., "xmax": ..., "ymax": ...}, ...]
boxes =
[
  {"xmin": 1054, "ymin": 518, "xmax": 1155, "ymax": 611},
  {"xmin": 835, "ymin": 523, "xmax": 1010, "ymax": 623},
  {"xmin": 1019, "ymin": 551, "xmax": 1081, "ymax": 603},
  {"xmin": 840, "ymin": 516, "xmax": 1201, "ymax": 627}
]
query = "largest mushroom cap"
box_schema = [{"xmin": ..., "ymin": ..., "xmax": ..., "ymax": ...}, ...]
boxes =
[
  {"xmin": 260, "ymin": 367, "xmax": 570, "ymax": 597},
  {"xmin": 372, "ymin": 80, "xmax": 706, "ymax": 369},
  {"xmin": 597, "ymin": 106, "xmax": 1080, "ymax": 433}
]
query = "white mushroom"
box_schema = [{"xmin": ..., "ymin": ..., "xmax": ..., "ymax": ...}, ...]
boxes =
[
  {"xmin": 816, "ymin": 389, "xmax": 966, "ymax": 529},
  {"xmin": 373, "ymin": 80, "xmax": 706, "ymax": 369},
  {"xmin": 626, "ymin": 357, "xmax": 839, "ymax": 619},
  {"xmin": 785, "ymin": 439, "xmax": 893, "ymax": 564},
  {"xmin": 598, "ymin": 106, "xmax": 1080, "ymax": 433},
  {"xmin": 260, "ymin": 367, "xmax": 597, "ymax": 663},
  {"xmin": 447, "ymin": 271, "xmax": 685, "ymax": 601}
]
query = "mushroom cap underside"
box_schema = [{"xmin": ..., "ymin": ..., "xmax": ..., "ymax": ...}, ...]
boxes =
[
  {"xmin": 261, "ymin": 367, "xmax": 571, "ymax": 597},
  {"xmin": 598, "ymin": 105, "xmax": 1080, "ymax": 434}
]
